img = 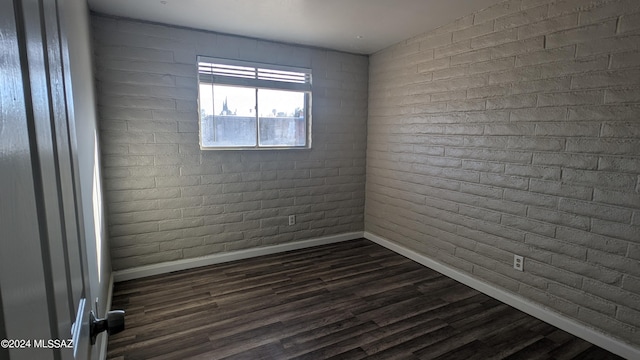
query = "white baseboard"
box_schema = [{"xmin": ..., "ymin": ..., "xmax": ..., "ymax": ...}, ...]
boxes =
[
  {"xmin": 364, "ymin": 231, "xmax": 639, "ymax": 360},
  {"xmin": 113, "ymin": 232, "xmax": 363, "ymax": 282}
]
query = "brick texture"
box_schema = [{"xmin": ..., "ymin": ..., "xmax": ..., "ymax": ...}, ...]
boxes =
[
  {"xmin": 92, "ymin": 15, "xmax": 367, "ymax": 271},
  {"xmin": 367, "ymin": 0, "xmax": 640, "ymax": 348}
]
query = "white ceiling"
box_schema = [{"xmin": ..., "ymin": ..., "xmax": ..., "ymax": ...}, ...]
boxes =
[{"xmin": 88, "ymin": 0, "xmax": 505, "ymax": 54}]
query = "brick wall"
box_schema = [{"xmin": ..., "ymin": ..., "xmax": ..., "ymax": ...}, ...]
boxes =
[
  {"xmin": 366, "ymin": 0, "xmax": 640, "ymax": 347},
  {"xmin": 92, "ymin": 15, "xmax": 368, "ymax": 270}
]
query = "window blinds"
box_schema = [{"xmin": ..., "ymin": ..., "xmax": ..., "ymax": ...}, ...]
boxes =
[{"xmin": 198, "ymin": 57, "xmax": 311, "ymax": 92}]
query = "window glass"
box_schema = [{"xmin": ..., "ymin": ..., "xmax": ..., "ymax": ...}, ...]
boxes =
[{"xmin": 258, "ymin": 89, "xmax": 306, "ymax": 147}]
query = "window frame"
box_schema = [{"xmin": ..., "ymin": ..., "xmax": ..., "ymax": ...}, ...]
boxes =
[{"xmin": 197, "ymin": 56, "xmax": 312, "ymax": 150}]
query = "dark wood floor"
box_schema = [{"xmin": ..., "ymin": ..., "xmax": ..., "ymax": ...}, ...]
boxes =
[{"xmin": 107, "ymin": 239, "xmax": 623, "ymax": 360}]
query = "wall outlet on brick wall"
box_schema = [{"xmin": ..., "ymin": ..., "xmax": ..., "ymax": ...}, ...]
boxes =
[
  {"xmin": 514, "ymin": 255, "xmax": 524, "ymax": 271},
  {"xmin": 288, "ymin": 215, "xmax": 296, "ymax": 226}
]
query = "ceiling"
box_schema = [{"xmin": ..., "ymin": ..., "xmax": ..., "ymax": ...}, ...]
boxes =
[{"xmin": 87, "ymin": 0, "xmax": 505, "ymax": 54}]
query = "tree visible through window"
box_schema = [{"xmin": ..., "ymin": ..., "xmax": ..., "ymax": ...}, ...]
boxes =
[{"xmin": 197, "ymin": 57, "xmax": 312, "ymax": 149}]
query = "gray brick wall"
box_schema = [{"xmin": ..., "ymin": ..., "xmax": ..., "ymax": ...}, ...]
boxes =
[
  {"xmin": 366, "ymin": 0, "xmax": 640, "ymax": 347},
  {"xmin": 92, "ymin": 15, "xmax": 368, "ymax": 271}
]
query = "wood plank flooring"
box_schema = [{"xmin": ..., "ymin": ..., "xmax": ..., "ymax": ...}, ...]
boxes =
[{"xmin": 107, "ymin": 239, "xmax": 624, "ymax": 360}]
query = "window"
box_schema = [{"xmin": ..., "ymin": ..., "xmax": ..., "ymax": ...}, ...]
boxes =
[{"xmin": 197, "ymin": 57, "xmax": 312, "ymax": 149}]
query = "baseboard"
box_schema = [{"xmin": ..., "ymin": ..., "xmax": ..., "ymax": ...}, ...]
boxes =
[
  {"xmin": 363, "ymin": 231, "xmax": 639, "ymax": 360},
  {"xmin": 97, "ymin": 273, "xmax": 114, "ymax": 360},
  {"xmin": 113, "ymin": 232, "xmax": 364, "ymax": 282}
]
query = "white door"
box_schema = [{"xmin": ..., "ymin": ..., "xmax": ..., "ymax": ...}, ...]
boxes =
[{"xmin": 1, "ymin": 0, "xmax": 94, "ymax": 358}]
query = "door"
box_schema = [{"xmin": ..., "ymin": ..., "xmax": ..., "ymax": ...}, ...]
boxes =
[{"xmin": 1, "ymin": 0, "xmax": 93, "ymax": 359}]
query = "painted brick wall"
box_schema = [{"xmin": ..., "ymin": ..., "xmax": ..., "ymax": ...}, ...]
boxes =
[
  {"xmin": 92, "ymin": 15, "xmax": 368, "ymax": 271},
  {"xmin": 366, "ymin": 0, "xmax": 640, "ymax": 347}
]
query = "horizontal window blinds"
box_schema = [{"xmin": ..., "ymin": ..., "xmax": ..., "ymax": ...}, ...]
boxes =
[{"xmin": 198, "ymin": 57, "xmax": 311, "ymax": 92}]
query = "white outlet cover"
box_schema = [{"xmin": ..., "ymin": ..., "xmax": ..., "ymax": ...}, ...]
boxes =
[{"xmin": 514, "ymin": 255, "xmax": 524, "ymax": 271}]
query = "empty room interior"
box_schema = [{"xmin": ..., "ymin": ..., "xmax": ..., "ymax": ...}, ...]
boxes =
[{"xmin": 2, "ymin": 0, "xmax": 640, "ymax": 359}]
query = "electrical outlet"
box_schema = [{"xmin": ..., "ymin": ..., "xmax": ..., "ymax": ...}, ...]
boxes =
[
  {"xmin": 288, "ymin": 215, "xmax": 295, "ymax": 225},
  {"xmin": 514, "ymin": 255, "xmax": 524, "ymax": 271}
]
